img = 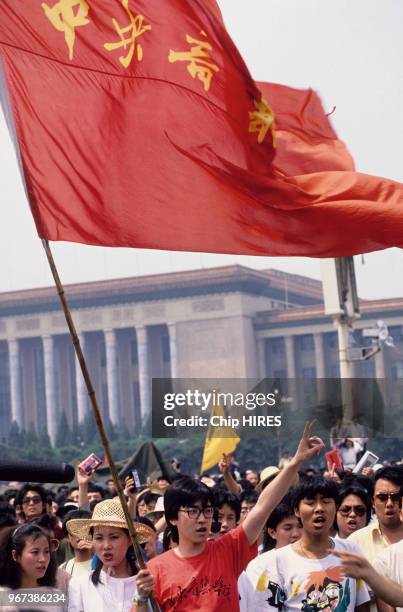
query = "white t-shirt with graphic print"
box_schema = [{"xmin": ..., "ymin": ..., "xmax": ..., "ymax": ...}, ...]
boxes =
[{"xmin": 244, "ymin": 538, "xmax": 370, "ymax": 612}]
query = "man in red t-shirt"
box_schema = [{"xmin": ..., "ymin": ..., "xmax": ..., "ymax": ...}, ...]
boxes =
[{"xmin": 135, "ymin": 422, "xmax": 324, "ymax": 611}]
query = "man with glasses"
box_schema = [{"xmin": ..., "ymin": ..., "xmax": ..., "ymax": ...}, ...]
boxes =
[
  {"xmin": 15, "ymin": 483, "xmax": 48, "ymax": 522},
  {"xmin": 349, "ymin": 466, "xmax": 403, "ymax": 562},
  {"xmin": 336, "ymin": 485, "xmax": 372, "ymax": 540},
  {"xmin": 136, "ymin": 422, "xmax": 324, "ymax": 611}
]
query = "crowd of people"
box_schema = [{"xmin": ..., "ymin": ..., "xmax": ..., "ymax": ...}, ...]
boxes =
[{"xmin": 0, "ymin": 423, "xmax": 402, "ymax": 611}]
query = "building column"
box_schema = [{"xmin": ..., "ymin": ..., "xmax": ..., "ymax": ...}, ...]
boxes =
[
  {"xmin": 104, "ymin": 329, "xmax": 120, "ymax": 426},
  {"xmin": 42, "ymin": 335, "xmax": 58, "ymax": 445},
  {"xmin": 8, "ymin": 338, "xmax": 23, "ymax": 427},
  {"xmin": 136, "ymin": 326, "xmax": 151, "ymax": 424},
  {"xmin": 285, "ymin": 335, "xmax": 296, "ymax": 378},
  {"xmin": 167, "ymin": 322, "xmax": 178, "ymax": 379},
  {"xmin": 75, "ymin": 333, "xmax": 88, "ymax": 424},
  {"xmin": 313, "ymin": 333, "xmax": 326, "ymax": 378},
  {"xmin": 257, "ymin": 338, "xmax": 267, "ymax": 379},
  {"xmin": 375, "ymin": 348, "xmax": 386, "ymax": 379},
  {"xmin": 313, "ymin": 332, "xmax": 327, "ymax": 403}
]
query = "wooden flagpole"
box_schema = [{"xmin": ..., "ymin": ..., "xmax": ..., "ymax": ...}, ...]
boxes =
[{"xmin": 42, "ymin": 240, "xmax": 158, "ymax": 612}]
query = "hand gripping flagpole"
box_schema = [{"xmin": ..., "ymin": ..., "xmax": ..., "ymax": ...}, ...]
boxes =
[{"xmin": 42, "ymin": 240, "xmax": 159, "ymax": 612}]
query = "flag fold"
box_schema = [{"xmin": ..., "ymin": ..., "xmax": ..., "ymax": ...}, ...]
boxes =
[{"xmin": 0, "ymin": 0, "xmax": 402, "ymax": 257}]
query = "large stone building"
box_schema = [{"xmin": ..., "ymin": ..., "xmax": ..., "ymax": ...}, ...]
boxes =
[{"xmin": 0, "ymin": 265, "xmax": 402, "ymax": 445}]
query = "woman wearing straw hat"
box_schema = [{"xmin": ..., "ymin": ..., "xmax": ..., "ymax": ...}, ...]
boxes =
[{"xmin": 67, "ymin": 498, "xmax": 155, "ymax": 611}]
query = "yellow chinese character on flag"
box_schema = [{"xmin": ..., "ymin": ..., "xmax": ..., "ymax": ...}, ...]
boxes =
[
  {"xmin": 168, "ymin": 31, "xmax": 219, "ymax": 92},
  {"xmin": 42, "ymin": 0, "xmax": 90, "ymax": 61},
  {"xmin": 249, "ymin": 97, "xmax": 275, "ymax": 145},
  {"xmin": 104, "ymin": 0, "xmax": 151, "ymax": 68}
]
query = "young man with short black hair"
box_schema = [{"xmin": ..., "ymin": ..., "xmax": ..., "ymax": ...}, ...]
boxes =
[
  {"xmin": 244, "ymin": 476, "xmax": 370, "ymax": 612},
  {"xmin": 214, "ymin": 489, "xmax": 241, "ymax": 535},
  {"xmin": 136, "ymin": 423, "xmax": 324, "ymax": 611},
  {"xmin": 239, "ymin": 490, "xmax": 259, "ymax": 523}
]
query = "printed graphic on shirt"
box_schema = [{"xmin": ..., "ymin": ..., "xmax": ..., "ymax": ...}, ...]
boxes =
[
  {"xmin": 166, "ymin": 575, "xmax": 232, "ymax": 609},
  {"xmin": 301, "ymin": 567, "xmax": 349, "ymax": 612},
  {"xmin": 255, "ymin": 566, "xmax": 352, "ymax": 612}
]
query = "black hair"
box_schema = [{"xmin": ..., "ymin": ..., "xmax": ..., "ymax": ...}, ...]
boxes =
[
  {"xmin": 292, "ymin": 476, "xmax": 339, "ymax": 510},
  {"xmin": 374, "ymin": 466, "xmax": 403, "ymax": 491},
  {"xmin": 213, "ymin": 489, "xmax": 241, "ymax": 522},
  {"xmin": 0, "ymin": 503, "xmax": 17, "ymax": 531},
  {"xmin": 3, "ymin": 489, "xmax": 19, "ymax": 503},
  {"xmin": 240, "ymin": 490, "xmax": 259, "ymax": 505},
  {"xmin": 237, "ymin": 479, "xmax": 256, "ymax": 491},
  {"xmin": 262, "ymin": 499, "xmax": 300, "ymax": 552},
  {"xmin": 164, "ymin": 476, "xmax": 214, "ymax": 543},
  {"xmin": 0, "ymin": 501, "xmax": 16, "ymax": 515},
  {"xmin": 57, "ymin": 501, "xmax": 79, "ymax": 521},
  {"xmin": 62, "ymin": 509, "xmax": 91, "ymax": 538},
  {"xmin": 87, "ymin": 483, "xmax": 105, "ymax": 498},
  {"xmin": 90, "ymin": 527, "xmax": 138, "ymax": 585},
  {"xmin": 337, "ymin": 485, "xmax": 372, "ymax": 525},
  {"xmin": 143, "ymin": 492, "xmax": 160, "ymax": 506},
  {"xmin": 89, "ymin": 499, "xmax": 101, "ymax": 513},
  {"xmin": 15, "ymin": 484, "xmax": 47, "ymax": 515},
  {"xmin": 340, "ymin": 472, "xmax": 374, "ymax": 499},
  {"xmin": 32, "ymin": 513, "xmax": 56, "ymax": 534},
  {"xmin": 0, "ymin": 523, "xmax": 57, "ymax": 589},
  {"xmin": 55, "ymin": 491, "xmax": 68, "ymax": 506},
  {"xmin": 162, "ymin": 525, "xmax": 178, "ymax": 551}
]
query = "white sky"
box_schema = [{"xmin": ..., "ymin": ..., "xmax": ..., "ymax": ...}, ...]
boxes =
[{"xmin": 0, "ymin": 0, "xmax": 402, "ymax": 299}]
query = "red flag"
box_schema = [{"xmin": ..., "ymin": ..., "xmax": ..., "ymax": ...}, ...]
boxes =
[
  {"xmin": 0, "ymin": 0, "xmax": 402, "ymax": 257},
  {"xmin": 258, "ymin": 82, "xmax": 355, "ymax": 175}
]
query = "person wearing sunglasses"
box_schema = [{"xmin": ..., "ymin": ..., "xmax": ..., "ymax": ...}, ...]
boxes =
[
  {"xmin": 15, "ymin": 484, "xmax": 48, "ymax": 522},
  {"xmin": 336, "ymin": 485, "xmax": 372, "ymax": 540},
  {"xmin": 348, "ymin": 466, "xmax": 403, "ymax": 564}
]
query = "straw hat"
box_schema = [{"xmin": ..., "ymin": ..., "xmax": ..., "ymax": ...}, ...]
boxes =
[
  {"xmin": 256, "ymin": 465, "xmax": 299, "ymax": 492},
  {"xmin": 66, "ymin": 498, "xmax": 154, "ymax": 544},
  {"xmin": 256, "ymin": 466, "xmax": 280, "ymax": 492}
]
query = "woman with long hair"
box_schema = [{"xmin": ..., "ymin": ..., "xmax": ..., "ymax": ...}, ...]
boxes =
[
  {"xmin": 0, "ymin": 522, "xmax": 63, "ymax": 611},
  {"xmin": 66, "ymin": 498, "xmax": 155, "ymax": 611}
]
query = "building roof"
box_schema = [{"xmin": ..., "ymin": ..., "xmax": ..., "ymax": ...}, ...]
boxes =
[
  {"xmin": 0, "ymin": 265, "xmax": 322, "ymax": 317},
  {"xmin": 255, "ymin": 296, "xmax": 403, "ymax": 330}
]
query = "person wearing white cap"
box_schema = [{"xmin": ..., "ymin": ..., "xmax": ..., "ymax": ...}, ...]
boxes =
[{"xmin": 66, "ymin": 498, "xmax": 155, "ymax": 611}]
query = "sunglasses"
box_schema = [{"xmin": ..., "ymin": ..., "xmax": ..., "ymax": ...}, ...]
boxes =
[
  {"xmin": 374, "ymin": 492, "xmax": 401, "ymax": 504},
  {"xmin": 22, "ymin": 496, "xmax": 42, "ymax": 505},
  {"xmin": 338, "ymin": 505, "xmax": 367, "ymax": 517}
]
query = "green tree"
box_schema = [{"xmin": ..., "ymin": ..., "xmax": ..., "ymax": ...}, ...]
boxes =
[
  {"xmin": 8, "ymin": 421, "xmax": 21, "ymax": 448},
  {"xmin": 82, "ymin": 413, "xmax": 98, "ymax": 446},
  {"xmin": 38, "ymin": 429, "xmax": 52, "ymax": 449},
  {"xmin": 55, "ymin": 412, "xmax": 72, "ymax": 448},
  {"xmin": 25, "ymin": 423, "xmax": 38, "ymax": 446}
]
